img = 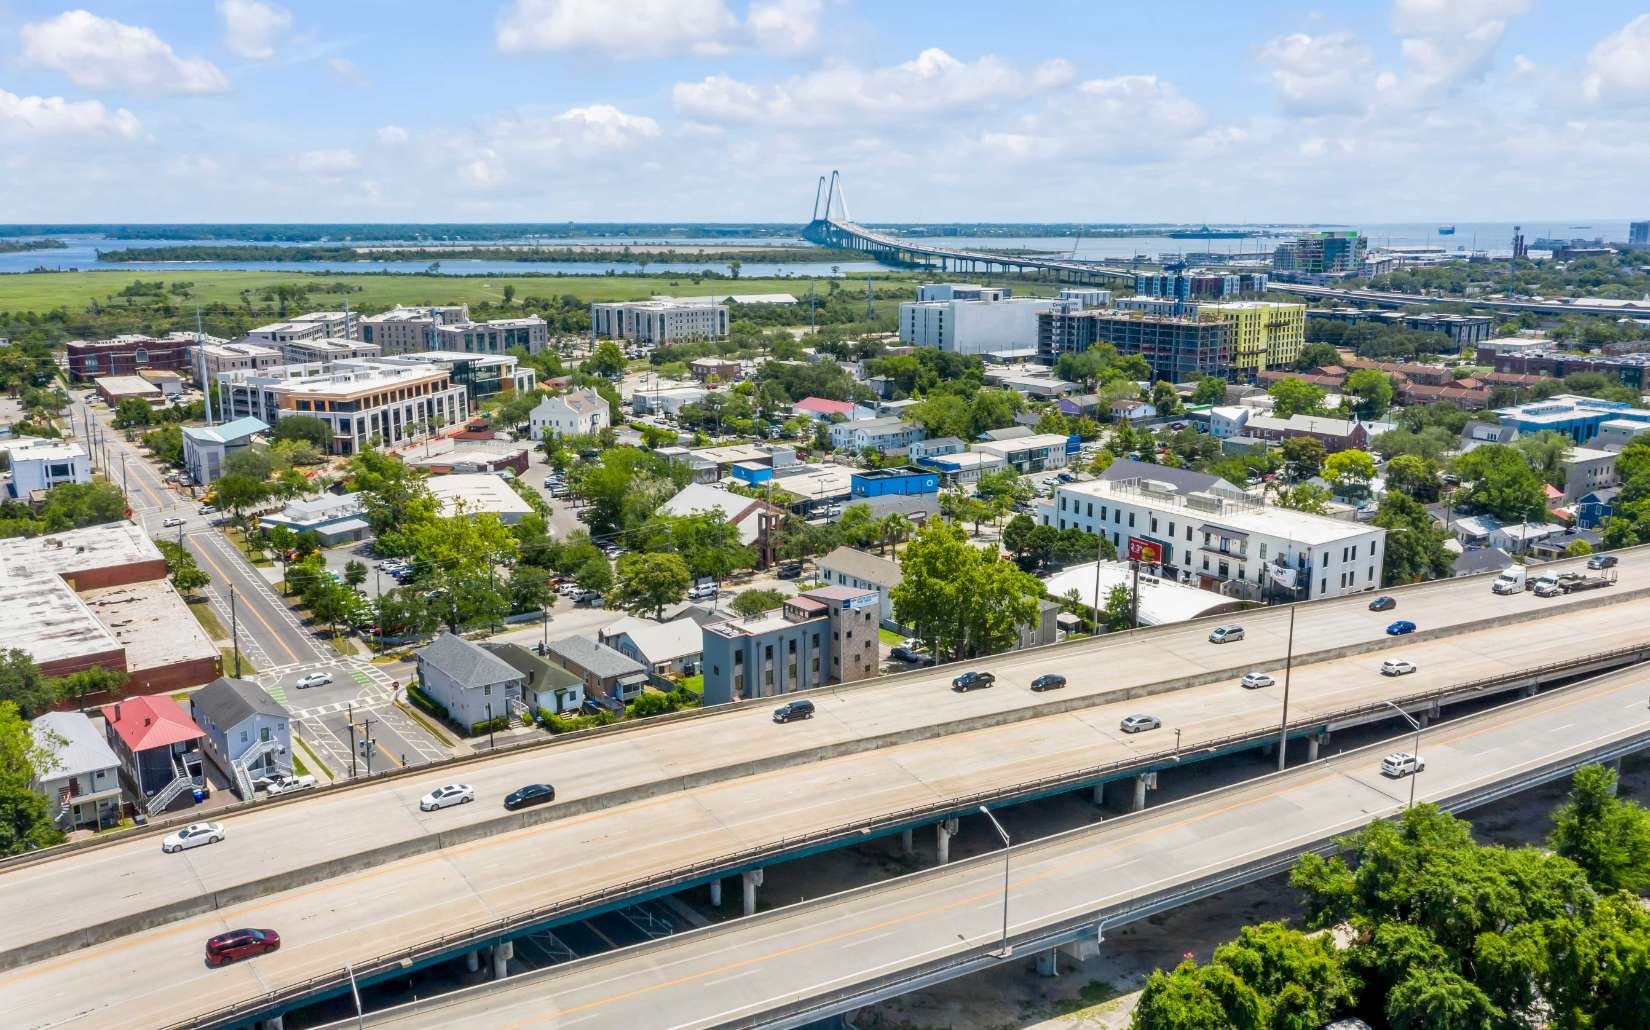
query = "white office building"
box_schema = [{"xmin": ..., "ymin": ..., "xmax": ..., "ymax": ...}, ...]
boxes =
[
  {"xmin": 1043, "ymin": 470, "xmax": 1386, "ymax": 602},
  {"xmin": 530, "ymin": 389, "xmax": 611, "ymax": 440},
  {"xmin": 215, "ymin": 360, "xmax": 468, "ymax": 456},
  {"xmin": 0, "ymin": 439, "xmax": 91, "ymax": 498},
  {"xmin": 244, "ymin": 311, "xmax": 357, "ymax": 345},
  {"xmin": 898, "ymin": 296, "xmax": 1057, "ymax": 355},
  {"xmin": 591, "ymin": 299, "xmax": 729, "ymax": 343},
  {"xmin": 916, "ymin": 283, "xmax": 1012, "ymax": 302},
  {"xmin": 195, "ymin": 341, "xmax": 283, "ymax": 383},
  {"xmin": 280, "ymin": 337, "xmax": 382, "ymax": 364}
]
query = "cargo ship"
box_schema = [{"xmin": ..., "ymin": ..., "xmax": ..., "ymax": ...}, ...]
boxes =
[{"xmin": 1438, "ymin": 225, "xmax": 1456, "ymax": 235}]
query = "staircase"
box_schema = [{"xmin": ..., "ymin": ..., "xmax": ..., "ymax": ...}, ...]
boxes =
[
  {"xmin": 146, "ymin": 772, "xmax": 194, "ymax": 815},
  {"xmin": 233, "ymin": 737, "xmax": 287, "ymax": 799}
]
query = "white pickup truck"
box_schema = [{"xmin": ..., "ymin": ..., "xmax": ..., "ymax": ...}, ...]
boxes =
[{"xmin": 257, "ymin": 773, "xmax": 317, "ymax": 796}]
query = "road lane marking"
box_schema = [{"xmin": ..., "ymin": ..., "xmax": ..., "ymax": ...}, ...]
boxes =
[{"xmin": 190, "ymin": 540, "xmax": 302, "ymax": 666}]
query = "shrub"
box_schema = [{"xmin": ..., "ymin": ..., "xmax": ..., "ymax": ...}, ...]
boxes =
[{"xmin": 406, "ymin": 683, "xmax": 448, "ymax": 721}]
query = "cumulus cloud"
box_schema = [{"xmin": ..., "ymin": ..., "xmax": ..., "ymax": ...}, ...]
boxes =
[
  {"xmin": 329, "ymin": 57, "xmax": 370, "ymax": 88},
  {"xmin": 1258, "ymin": 32, "xmax": 1374, "ymax": 115},
  {"xmin": 0, "ymin": 89, "xmax": 143, "ymax": 139},
  {"xmin": 21, "ymin": 10, "xmax": 230, "ymax": 95},
  {"xmin": 673, "ymin": 49, "xmax": 1069, "ymax": 126},
  {"xmin": 217, "ymin": 0, "xmax": 292, "ymax": 60},
  {"xmin": 497, "ymin": 0, "xmax": 821, "ymax": 58},
  {"xmin": 455, "ymin": 104, "xmax": 660, "ymax": 189},
  {"xmin": 376, "ymin": 125, "xmax": 409, "ymax": 145},
  {"xmin": 1390, "ymin": 0, "xmax": 1531, "ymax": 36},
  {"xmin": 1582, "ymin": 14, "xmax": 1650, "ymax": 103},
  {"xmin": 298, "ymin": 148, "xmax": 359, "ymax": 173},
  {"xmin": 1373, "ymin": 0, "xmax": 1531, "ymax": 108}
]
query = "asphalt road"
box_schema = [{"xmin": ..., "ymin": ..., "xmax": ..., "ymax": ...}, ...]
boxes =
[
  {"xmin": 360, "ymin": 665, "xmax": 1650, "ymax": 1030},
  {"xmin": 1, "ymin": 585, "xmax": 1648, "ymax": 1029}
]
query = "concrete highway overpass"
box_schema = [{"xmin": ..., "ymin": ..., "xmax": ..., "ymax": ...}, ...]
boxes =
[
  {"xmin": 1269, "ymin": 280, "xmax": 1650, "ymax": 318},
  {"xmin": 346, "ymin": 665, "xmax": 1650, "ymax": 1030},
  {"xmin": 2, "ymin": 572, "xmax": 1649, "ymax": 1027}
]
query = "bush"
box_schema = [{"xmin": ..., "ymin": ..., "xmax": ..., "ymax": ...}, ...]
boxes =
[
  {"xmin": 406, "ymin": 683, "xmax": 448, "ymax": 721},
  {"xmin": 469, "ymin": 715, "xmax": 512, "ymax": 736},
  {"xmin": 539, "ymin": 709, "xmax": 615, "ymax": 734}
]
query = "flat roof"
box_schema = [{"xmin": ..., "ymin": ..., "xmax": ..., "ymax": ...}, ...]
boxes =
[
  {"xmin": 1042, "ymin": 562, "xmax": 1241, "ymax": 628},
  {"xmin": 79, "ymin": 578, "xmax": 218, "ymax": 675},
  {"xmin": 0, "ymin": 440, "xmax": 87, "ymax": 462},
  {"xmin": 1060, "ymin": 478, "xmax": 1382, "ymax": 546},
  {"xmin": 426, "ymin": 474, "xmax": 535, "ymax": 519},
  {"xmin": 94, "ymin": 376, "xmax": 161, "ymax": 394},
  {"xmin": 0, "ymin": 568, "xmax": 118, "ymax": 667},
  {"xmin": 1, "ymin": 522, "xmax": 161, "ymax": 580}
]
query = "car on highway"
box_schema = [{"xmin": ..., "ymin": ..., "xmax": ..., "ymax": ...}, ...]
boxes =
[
  {"xmin": 1208, "ymin": 625, "xmax": 1245, "ymax": 644},
  {"xmin": 1380, "ymin": 752, "xmax": 1426, "ymax": 778},
  {"xmin": 1587, "ymin": 554, "xmax": 1618, "ymax": 570},
  {"xmin": 1368, "ymin": 596, "xmax": 1397, "ymax": 612},
  {"xmin": 1381, "ymin": 659, "xmax": 1418, "ymax": 676},
  {"xmin": 197, "ymin": 504, "xmax": 217, "ymax": 516},
  {"xmin": 1120, "ymin": 714, "xmax": 1162, "ymax": 734},
  {"xmin": 503, "ymin": 783, "xmax": 556, "ymax": 811},
  {"xmin": 259, "ymin": 773, "xmax": 316, "ymax": 796},
  {"xmin": 161, "ymin": 516, "xmax": 185, "ymax": 528},
  {"xmin": 1386, "ymin": 620, "xmax": 1417, "ymax": 636},
  {"xmin": 295, "ymin": 672, "xmax": 334, "ymax": 689},
  {"xmin": 951, "ymin": 670, "xmax": 995, "ymax": 692},
  {"xmin": 420, "ymin": 783, "xmax": 475, "ymax": 811},
  {"xmin": 772, "ymin": 698, "xmax": 816, "ymax": 723},
  {"xmin": 1240, "ymin": 672, "xmax": 1275, "ymax": 689},
  {"xmin": 162, "ymin": 821, "xmax": 225, "ymax": 853},
  {"xmin": 1029, "ymin": 673, "xmax": 1067, "ymax": 692},
  {"xmin": 205, "ymin": 928, "xmax": 280, "ymax": 967}
]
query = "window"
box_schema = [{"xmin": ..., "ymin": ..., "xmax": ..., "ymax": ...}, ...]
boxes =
[
  {"xmin": 240, "ymin": 730, "xmax": 248, "ymax": 743},
  {"xmin": 1320, "ymin": 578, "xmax": 1327, "ymax": 594},
  {"xmin": 1128, "ymin": 512, "xmax": 1136, "ymax": 528},
  {"xmin": 1151, "ymin": 517, "xmax": 1158, "ymax": 533},
  {"xmin": 484, "ymin": 685, "xmax": 491, "ymax": 695},
  {"xmin": 1259, "ymin": 543, "xmax": 1268, "ymax": 560},
  {"xmin": 1370, "ymin": 541, "xmax": 1377, "ymax": 556},
  {"xmin": 765, "ymin": 644, "xmax": 773, "ymax": 661},
  {"xmin": 1322, "ymin": 552, "xmax": 1329, "ymax": 568}
]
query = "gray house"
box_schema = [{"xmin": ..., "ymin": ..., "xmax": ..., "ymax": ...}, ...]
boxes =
[
  {"xmin": 484, "ymin": 641, "xmax": 585, "ymax": 717},
  {"xmin": 816, "ymin": 545, "xmax": 903, "ymax": 623},
  {"xmin": 543, "ymin": 634, "xmax": 649, "ymax": 706},
  {"xmin": 30, "ymin": 711, "xmax": 123, "ymax": 830},
  {"xmin": 189, "ymin": 676, "xmax": 292, "ymax": 798},
  {"xmin": 417, "ymin": 632, "xmax": 525, "ymax": 731}
]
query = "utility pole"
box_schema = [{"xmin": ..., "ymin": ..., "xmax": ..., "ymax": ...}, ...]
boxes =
[
  {"xmin": 1276, "ymin": 605, "xmax": 1297, "ymax": 771},
  {"xmin": 229, "ymin": 583, "xmax": 241, "ymax": 677},
  {"xmin": 1130, "ymin": 559, "xmax": 1141, "ymax": 630},
  {"xmin": 348, "ymin": 703, "xmax": 357, "ymax": 778},
  {"xmin": 363, "ymin": 715, "xmax": 373, "ymax": 776},
  {"xmin": 865, "ymin": 274, "xmax": 873, "ymax": 321}
]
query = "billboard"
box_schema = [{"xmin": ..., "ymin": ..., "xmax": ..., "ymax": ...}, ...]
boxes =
[{"xmin": 1127, "ymin": 537, "xmax": 1163, "ymax": 563}]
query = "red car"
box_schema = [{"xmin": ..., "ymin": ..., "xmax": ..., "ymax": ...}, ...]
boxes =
[{"xmin": 205, "ymin": 928, "xmax": 281, "ymax": 967}]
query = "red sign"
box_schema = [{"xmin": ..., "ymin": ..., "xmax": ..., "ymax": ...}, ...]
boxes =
[{"xmin": 1127, "ymin": 537, "xmax": 1163, "ymax": 563}]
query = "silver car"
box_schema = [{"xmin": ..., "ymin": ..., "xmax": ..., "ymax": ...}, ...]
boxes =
[
  {"xmin": 1208, "ymin": 625, "xmax": 1245, "ymax": 644},
  {"xmin": 420, "ymin": 783, "xmax": 475, "ymax": 811},
  {"xmin": 162, "ymin": 821, "xmax": 225, "ymax": 854},
  {"xmin": 1120, "ymin": 714, "xmax": 1162, "ymax": 734}
]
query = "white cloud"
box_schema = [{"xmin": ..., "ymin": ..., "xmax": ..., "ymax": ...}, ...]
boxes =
[
  {"xmin": 673, "ymin": 49, "xmax": 1067, "ymax": 126},
  {"xmin": 328, "ymin": 56, "xmax": 370, "ymax": 88},
  {"xmin": 1390, "ymin": 0, "xmax": 1530, "ymax": 36},
  {"xmin": 1512, "ymin": 54, "xmax": 1536, "ymax": 75},
  {"xmin": 1258, "ymin": 32, "xmax": 1374, "ymax": 115},
  {"xmin": 1379, "ymin": 19, "xmax": 1506, "ymax": 107},
  {"xmin": 0, "ymin": 89, "xmax": 142, "ymax": 139},
  {"xmin": 460, "ymin": 104, "xmax": 660, "ymax": 188},
  {"xmin": 1582, "ymin": 14, "xmax": 1650, "ymax": 103},
  {"xmin": 376, "ymin": 125, "xmax": 409, "ymax": 145},
  {"xmin": 1075, "ymin": 75, "xmax": 1204, "ymax": 135},
  {"xmin": 21, "ymin": 10, "xmax": 230, "ymax": 95},
  {"xmin": 217, "ymin": 0, "xmax": 292, "ymax": 60},
  {"xmin": 497, "ymin": 0, "xmax": 820, "ymax": 58},
  {"xmin": 298, "ymin": 148, "xmax": 359, "ymax": 173}
]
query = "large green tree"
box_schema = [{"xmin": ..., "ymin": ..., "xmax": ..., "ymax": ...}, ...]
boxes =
[
  {"xmin": 1342, "ymin": 368, "xmax": 1395, "ymax": 418},
  {"xmin": 0, "ymin": 649, "xmax": 56, "ymax": 720},
  {"xmin": 1372, "ymin": 492, "xmax": 1454, "ymax": 583},
  {"xmin": 268, "ymin": 415, "xmax": 333, "ymax": 449},
  {"xmin": 1268, "ymin": 378, "xmax": 1328, "ymax": 419},
  {"xmin": 609, "ymin": 552, "xmax": 691, "ymax": 619},
  {"xmin": 891, "ymin": 519, "xmax": 1041, "ymax": 661},
  {"xmin": 1454, "ymin": 444, "xmax": 1548, "ymax": 522},
  {"xmin": 1, "ymin": 701, "xmax": 65, "ymax": 856},
  {"xmin": 1548, "ymin": 763, "xmax": 1650, "ymax": 894}
]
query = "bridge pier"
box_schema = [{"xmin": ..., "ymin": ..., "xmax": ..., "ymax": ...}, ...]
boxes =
[
  {"xmin": 1132, "ymin": 773, "xmax": 1156, "ymax": 812},
  {"xmin": 936, "ymin": 818, "xmax": 960, "ymax": 864},
  {"xmin": 1091, "ymin": 783, "xmax": 1105, "ymax": 806},
  {"xmin": 709, "ymin": 878, "xmax": 722, "ymax": 907},
  {"xmin": 1035, "ymin": 949, "xmax": 1060, "ymax": 977},
  {"xmin": 493, "ymin": 940, "xmax": 513, "ymax": 979},
  {"xmin": 261, "ymin": 1017, "xmax": 284, "ymax": 1030},
  {"xmin": 1308, "ymin": 731, "xmax": 1330, "ymax": 762},
  {"xmin": 1607, "ymin": 756, "xmax": 1623, "ymax": 795},
  {"xmin": 465, "ymin": 950, "xmax": 480, "ymax": 974},
  {"xmin": 900, "ymin": 827, "xmax": 914, "ymax": 855},
  {"xmin": 742, "ymin": 868, "xmax": 764, "ymax": 916}
]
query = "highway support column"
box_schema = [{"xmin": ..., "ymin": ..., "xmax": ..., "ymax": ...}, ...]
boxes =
[
  {"xmin": 1308, "ymin": 731, "xmax": 1329, "ymax": 762},
  {"xmin": 465, "ymin": 950, "xmax": 480, "ymax": 974},
  {"xmin": 936, "ymin": 818, "xmax": 960, "ymax": 864},
  {"xmin": 1132, "ymin": 773, "xmax": 1157, "ymax": 812},
  {"xmin": 493, "ymin": 940, "xmax": 513, "ymax": 979},
  {"xmin": 261, "ymin": 1017, "xmax": 283, "ymax": 1030},
  {"xmin": 742, "ymin": 869, "xmax": 764, "ymax": 916},
  {"xmin": 1036, "ymin": 950, "xmax": 1059, "ymax": 977},
  {"xmin": 900, "ymin": 828, "xmax": 914, "ymax": 855},
  {"xmin": 709, "ymin": 878, "xmax": 722, "ymax": 907}
]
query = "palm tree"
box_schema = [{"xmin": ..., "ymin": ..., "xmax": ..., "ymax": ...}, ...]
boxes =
[{"xmin": 880, "ymin": 513, "xmax": 913, "ymax": 559}]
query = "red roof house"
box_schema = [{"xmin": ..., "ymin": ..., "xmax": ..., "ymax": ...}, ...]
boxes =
[
  {"xmin": 792, "ymin": 396, "xmax": 856, "ymax": 419},
  {"xmin": 101, "ymin": 694, "xmax": 205, "ymax": 801}
]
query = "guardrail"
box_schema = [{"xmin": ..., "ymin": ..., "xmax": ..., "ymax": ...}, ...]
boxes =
[{"xmin": 157, "ymin": 643, "xmax": 1650, "ymax": 1030}]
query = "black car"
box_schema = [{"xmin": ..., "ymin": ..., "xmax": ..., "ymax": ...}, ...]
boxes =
[
  {"xmin": 773, "ymin": 698, "xmax": 815, "ymax": 723},
  {"xmin": 1587, "ymin": 554, "xmax": 1618, "ymax": 570},
  {"xmin": 952, "ymin": 670, "xmax": 995, "ymax": 692},
  {"xmin": 503, "ymin": 783, "xmax": 556, "ymax": 811},
  {"xmin": 1029, "ymin": 673, "xmax": 1067, "ymax": 692},
  {"xmin": 775, "ymin": 563, "xmax": 804, "ymax": 580},
  {"xmin": 1368, "ymin": 595, "xmax": 1397, "ymax": 612}
]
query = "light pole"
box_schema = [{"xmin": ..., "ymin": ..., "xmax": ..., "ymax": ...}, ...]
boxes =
[
  {"xmin": 1380, "ymin": 700, "xmax": 1424, "ymax": 810},
  {"xmin": 977, "ymin": 805, "xmax": 1012, "ymax": 959},
  {"xmin": 1276, "ymin": 605, "xmax": 1297, "ymax": 771}
]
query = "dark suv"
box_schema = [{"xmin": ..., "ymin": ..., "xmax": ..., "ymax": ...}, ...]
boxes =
[
  {"xmin": 503, "ymin": 783, "xmax": 556, "ymax": 811},
  {"xmin": 952, "ymin": 671, "xmax": 996, "ymax": 692},
  {"xmin": 773, "ymin": 698, "xmax": 815, "ymax": 723},
  {"xmin": 1029, "ymin": 673, "xmax": 1067, "ymax": 692}
]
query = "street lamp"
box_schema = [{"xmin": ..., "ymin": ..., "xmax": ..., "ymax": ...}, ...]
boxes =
[
  {"xmin": 1380, "ymin": 700, "xmax": 1424, "ymax": 810},
  {"xmin": 978, "ymin": 805, "xmax": 1012, "ymax": 959}
]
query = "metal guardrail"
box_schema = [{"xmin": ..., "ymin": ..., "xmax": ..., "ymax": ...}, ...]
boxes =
[{"xmin": 157, "ymin": 641, "xmax": 1650, "ymax": 1030}]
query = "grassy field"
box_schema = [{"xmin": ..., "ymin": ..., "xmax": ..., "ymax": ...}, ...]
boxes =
[
  {"xmin": 188, "ymin": 599, "xmax": 226, "ymax": 641},
  {"xmin": 0, "ymin": 268, "xmax": 930, "ymax": 314}
]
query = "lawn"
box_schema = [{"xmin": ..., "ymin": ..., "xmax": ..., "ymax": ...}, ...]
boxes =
[
  {"xmin": 677, "ymin": 674, "xmax": 704, "ymax": 696},
  {"xmin": 0, "ymin": 269, "xmax": 926, "ymax": 315},
  {"xmin": 220, "ymin": 649, "xmax": 256, "ymax": 676},
  {"xmin": 878, "ymin": 627, "xmax": 907, "ymax": 647},
  {"xmin": 188, "ymin": 599, "xmax": 226, "ymax": 640}
]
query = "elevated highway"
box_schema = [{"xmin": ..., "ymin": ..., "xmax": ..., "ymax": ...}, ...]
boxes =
[
  {"xmin": 351, "ymin": 665, "xmax": 1650, "ymax": 1030},
  {"xmin": 1269, "ymin": 279, "xmax": 1650, "ymax": 317},
  {"xmin": 0, "ymin": 550, "xmax": 1643, "ymax": 972},
  {"xmin": 3, "ymin": 584, "xmax": 1650, "ymax": 1028}
]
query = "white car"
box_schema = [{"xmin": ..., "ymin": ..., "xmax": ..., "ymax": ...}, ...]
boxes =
[
  {"xmin": 1240, "ymin": 672, "xmax": 1275, "ymax": 689},
  {"xmin": 1381, "ymin": 752, "xmax": 1426, "ymax": 778},
  {"xmin": 162, "ymin": 821, "xmax": 225, "ymax": 853},
  {"xmin": 161, "ymin": 517, "xmax": 185, "ymax": 528},
  {"xmin": 197, "ymin": 505, "xmax": 217, "ymax": 516},
  {"xmin": 261, "ymin": 773, "xmax": 317, "ymax": 796},
  {"xmin": 295, "ymin": 672, "xmax": 334, "ymax": 689},
  {"xmin": 420, "ymin": 783, "xmax": 475, "ymax": 811},
  {"xmin": 1381, "ymin": 659, "xmax": 1417, "ymax": 677}
]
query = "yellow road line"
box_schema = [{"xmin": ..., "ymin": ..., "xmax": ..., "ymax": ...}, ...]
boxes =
[{"xmin": 190, "ymin": 542, "xmax": 302, "ymax": 666}]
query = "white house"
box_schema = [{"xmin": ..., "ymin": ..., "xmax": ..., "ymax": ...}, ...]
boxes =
[
  {"xmin": 598, "ymin": 616, "xmax": 704, "ymax": 676},
  {"xmin": 0, "ymin": 439, "xmax": 90, "ymax": 499},
  {"xmin": 30, "ymin": 711, "xmax": 123, "ymax": 831},
  {"xmin": 181, "ymin": 416, "xmax": 268, "ymax": 485},
  {"xmin": 829, "ymin": 417, "xmax": 926, "ymax": 454},
  {"xmin": 416, "ymin": 632, "xmax": 525, "ymax": 731},
  {"xmin": 1207, "ymin": 406, "xmax": 1252, "ymax": 440},
  {"xmin": 816, "ymin": 546, "xmax": 903, "ymax": 622},
  {"xmin": 1560, "ymin": 447, "xmax": 1617, "ymax": 501},
  {"xmin": 188, "ymin": 676, "xmax": 292, "ymax": 798},
  {"xmin": 973, "ymin": 433, "xmax": 1071, "ymax": 473},
  {"xmin": 530, "ymin": 389, "xmax": 611, "ymax": 441}
]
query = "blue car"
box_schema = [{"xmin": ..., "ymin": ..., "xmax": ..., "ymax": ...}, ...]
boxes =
[{"xmin": 1386, "ymin": 620, "xmax": 1416, "ymax": 636}]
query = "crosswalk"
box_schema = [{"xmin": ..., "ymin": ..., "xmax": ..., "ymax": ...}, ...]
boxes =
[{"xmin": 279, "ymin": 658, "xmax": 448, "ymax": 775}]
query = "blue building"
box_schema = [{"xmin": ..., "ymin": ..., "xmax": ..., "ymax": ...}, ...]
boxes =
[
  {"xmin": 1493, "ymin": 395, "xmax": 1650, "ymax": 444},
  {"xmin": 1573, "ymin": 487, "xmax": 1619, "ymax": 529},
  {"xmin": 700, "ymin": 586, "xmax": 880, "ymax": 705},
  {"xmin": 850, "ymin": 466, "xmax": 939, "ymax": 499}
]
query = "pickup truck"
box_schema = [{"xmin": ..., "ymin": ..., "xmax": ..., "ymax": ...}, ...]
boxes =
[{"xmin": 258, "ymin": 774, "xmax": 318, "ymax": 796}]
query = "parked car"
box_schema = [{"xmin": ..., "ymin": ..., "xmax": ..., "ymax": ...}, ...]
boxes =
[
  {"xmin": 260, "ymin": 773, "xmax": 316, "ymax": 796},
  {"xmin": 1386, "ymin": 620, "xmax": 1417, "ymax": 636},
  {"xmin": 688, "ymin": 583, "xmax": 718, "ymax": 601},
  {"xmin": 1587, "ymin": 554, "xmax": 1618, "ymax": 570},
  {"xmin": 1381, "ymin": 659, "xmax": 1417, "ymax": 676},
  {"xmin": 772, "ymin": 698, "xmax": 816, "ymax": 723},
  {"xmin": 1240, "ymin": 672, "xmax": 1275, "ymax": 689},
  {"xmin": 1208, "ymin": 625, "xmax": 1245, "ymax": 644},
  {"xmin": 1368, "ymin": 596, "xmax": 1396, "ymax": 612},
  {"xmin": 1120, "ymin": 714, "xmax": 1162, "ymax": 734},
  {"xmin": 419, "ymin": 783, "xmax": 475, "ymax": 811},
  {"xmin": 1381, "ymin": 752, "xmax": 1426, "ymax": 778},
  {"xmin": 205, "ymin": 928, "xmax": 280, "ymax": 967},
  {"xmin": 197, "ymin": 504, "xmax": 217, "ymax": 516},
  {"xmin": 1029, "ymin": 673, "xmax": 1067, "ymax": 692},
  {"xmin": 162, "ymin": 821, "xmax": 225, "ymax": 853},
  {"xmin": 161, "ymin": 516, "xmax": 185, "ymax": 528},
  {"xmin": 951, "ymin": 670, "xmax": 996, "ymax": 692},
  {"xmin": 1057, "ymin": 471, "xmax": 1077, "ymax": 483},
  {"xmin": 503, "ymin": 783, "xmax": 556, "ymax": 811},
  {"xmin": 776, "ymin": 563, "xmax": 803, "ymax": 580},
  {"xmin": 295, "ymin": 672, "xmax": 333, "ymax": 689}
]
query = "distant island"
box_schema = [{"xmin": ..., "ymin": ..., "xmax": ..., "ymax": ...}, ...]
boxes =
[
  {"xmin": 0, "ymin": 239, "xmax": 68, "ymax": 254},
  {"xmin": 94, "ymin": 243, "xmax": 849, "ymax": 264}
]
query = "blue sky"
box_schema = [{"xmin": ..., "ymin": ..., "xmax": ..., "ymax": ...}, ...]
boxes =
[{"xmin": 1, "ymin": 1, "xmax": 1649, "ymax": 223}]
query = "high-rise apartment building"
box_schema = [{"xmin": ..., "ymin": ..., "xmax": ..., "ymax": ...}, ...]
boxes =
[
  {"xmin": 1630, "ymin": 221, "xmax": 1649, "ymax": 247},
  {"xmin": 1203, "ymin": 301, "xmax": 1307, "ymax": 375},
  {"xmin": 1036, "ymin": 308, "xmax": 1233, "ymax": 382},
  {"xmin": 1271, "ymin": 232, "xmax": 1367, "ymax": 276}
]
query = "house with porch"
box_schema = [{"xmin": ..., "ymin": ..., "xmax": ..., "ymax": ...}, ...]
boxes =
[
  {"xmin": 189, "ymin": 676, "xmax": 292, "ymax": 799},
  {"xmin": 417, "ymin": 631, "xmax": 526, "ymax": 731},
  {"xmin": 101, "ymin": 694, "xmax": 206, "ymax": 814},
  {"xmin": 30, "ymin": 711, "xmax": 123, "ymax": 831}
]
